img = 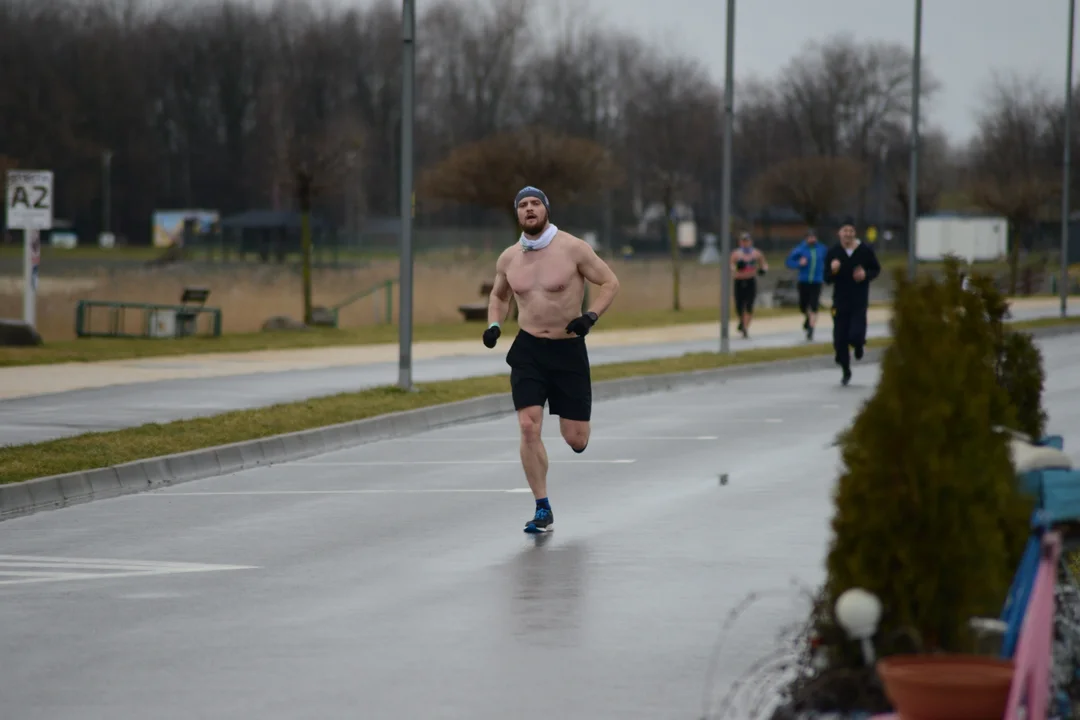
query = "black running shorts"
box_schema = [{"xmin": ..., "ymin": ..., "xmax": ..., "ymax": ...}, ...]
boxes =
[
  {"xmin": 734, "ymin": 278, "xmax": 757, "ymax": 315},
  {"xmin": 506, "ymin": 329, "xmax": 592, "ymax": 421},
  {"xmin": 797, "ymin": 281, "xmax": 822, "ymax": 313}
]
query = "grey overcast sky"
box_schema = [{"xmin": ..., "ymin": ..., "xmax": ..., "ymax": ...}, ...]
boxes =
[
  {"xmin": 569, "ymin": 0, "xmax": 1074, "ymax": 145},
  {"xmin": 274, "ymin": 0, "xmax": 1075, "ymax": 145}
]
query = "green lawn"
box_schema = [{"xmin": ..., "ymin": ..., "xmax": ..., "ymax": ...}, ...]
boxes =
[
  {"xmin": 0, "ymin": 245, "xmax": 163, "ymax": 261},
  {"xmin": 0, "ymin": 305, "xmax": 808, "ymax": 367},
  {"xmin": 3, "ymin": 314, "xmax": 1078, "ymax": 485}
]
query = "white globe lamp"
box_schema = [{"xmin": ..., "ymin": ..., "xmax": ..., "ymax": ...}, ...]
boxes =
[{"xmin": 834, "ymin": 587, "xmax": 883, "ymax": 665}]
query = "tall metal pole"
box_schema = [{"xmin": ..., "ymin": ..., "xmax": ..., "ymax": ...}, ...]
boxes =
[
  {"xmin": 1062, "ymin": 0, "xmax": 1075, "ymax": 318},
  {"xmin": 718, "ymin": 0, "xmax": 735, "ymax": 355},
  {"xmin": 398, "ymin": 0, "xmax": 415, "ymax": 390},
  {"xmin": 907, "ymin": 0, "xmax": 922, "ymax": 280}
]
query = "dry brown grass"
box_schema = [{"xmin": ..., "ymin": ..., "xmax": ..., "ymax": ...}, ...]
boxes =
[
  {"xmin": 0, "ymin": 254, "xmax": 744, "ymax": 341},
  {"xmin": 3, "ymin": 248, "xmax": 1065, "ymax": 342}
]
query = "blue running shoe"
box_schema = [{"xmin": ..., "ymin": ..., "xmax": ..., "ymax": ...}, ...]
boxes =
[{"xmin": 524, "ymin": 506, "xmax": 553, "ymax": 533}]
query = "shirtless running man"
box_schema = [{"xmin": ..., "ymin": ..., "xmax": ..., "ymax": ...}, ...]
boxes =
[{"xmin": 482, "ymin": 186, "xmax": 621, "ymax": 533}]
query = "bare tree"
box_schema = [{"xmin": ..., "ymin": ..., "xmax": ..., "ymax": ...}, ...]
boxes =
[
  {"xmin": 622, "ymin": 49, "xmax": 720, "ymax": 310},
  {"xmin": 1041, "ymin": 80, "xmax": 1080, "ymax": 216},
  {"xmin": 732, "ymin": 78, "xmax": 804, "ymax": 227},
  {"xmin": 522, "ymin": 6, "xmax": 633, "ymax": 143},
  {"xmin": 416, "ymin": 126, "xmax": 622, "ymax": 228},
  {"xmin": 346, "ymin": 1, "xmax": 404, "ymax": 219},
  {"xmin": 200, "ymin": 1, "xmax": 270, "ymax": 213},
  {"xmin": 778, "ymin": 35, "xmax": 939, "ymax": 156},
  {"xmin": 966, "ymin": 73, "xmax": 1059, "ymax": 293},
  {"xmin": 417, "ymin": 0, "xmax": 533, "ymax": 151},
  {"xmin": 776, "ymin": 35, "xmax": 940, "ymax": 223},
  {"xmin": 0, "ymin": 0, "xmax": 1061, "ymax": 269},
  {"xmin": 889, "ymin": 128, "xmax": 952, "ymax": 225},
  {"xmin": 747, "ymin": 155, "xmax": 869, "ymax": 227},
  {"xmin": 531, "ymin": 22, "xmax": 646, "ymax": 235},
  {"xmin": 733, "ymin": 79, "xmax": 800, "ymax": 178}
]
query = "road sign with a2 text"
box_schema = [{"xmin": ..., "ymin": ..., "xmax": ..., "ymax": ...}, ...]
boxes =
[{"xmin": 6, "ymin": 170, "xmax": 53, "ymax": 230}]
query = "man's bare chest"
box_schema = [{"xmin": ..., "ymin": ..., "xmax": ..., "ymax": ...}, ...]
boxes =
[{"xmin": 506, "ymin": 252, "xmax": 579, "ymax": 295}]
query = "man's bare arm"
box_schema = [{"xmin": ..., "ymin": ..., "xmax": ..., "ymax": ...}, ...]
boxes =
[
  {"xmin": 487, "ymin": 251, "xmax": 514, "ymax": 325},
  {"xmin": 575, "ymin": 241, "xmax": 620, "ymax": 317}
]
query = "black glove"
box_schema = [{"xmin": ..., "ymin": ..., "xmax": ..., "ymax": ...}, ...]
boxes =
[
  {"xmin": 565, "ymin": 312, "xmax": 598, "ymax": 337},
  {"xmin": 482, "ymin": 323, "xmax": 501, "ymax": 348},
  {"xmin": 757, "ymin": 267, "xmax": 766, "ymax": 276}
]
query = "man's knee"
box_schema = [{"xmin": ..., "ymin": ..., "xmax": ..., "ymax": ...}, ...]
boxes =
[
  {"xmin": 517, "ymin": 407, "xmax": 544, "ymax": 444},
  {"xmin": 560, "ymin": 419, "xmax": 590, "ymax": 453}
]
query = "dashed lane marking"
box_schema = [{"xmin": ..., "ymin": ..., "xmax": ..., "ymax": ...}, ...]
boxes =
[
  {"xmin": 0, "ymin": 554, "xmax": 257, "ymax": 587},
  {"xmin": 147, "ymin": 488, "xmax": 536, "ymax": 496}
]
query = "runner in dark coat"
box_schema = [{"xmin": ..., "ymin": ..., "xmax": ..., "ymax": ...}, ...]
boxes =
[{"xmin": 823, "ymin": 218, "xmax": 881, "ymax": 385}]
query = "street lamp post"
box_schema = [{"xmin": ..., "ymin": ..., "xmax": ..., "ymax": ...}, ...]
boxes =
[
  {"xmin": 1062, "ymin": 0, "xmax": 1075, "ymax": 318},
  {"xmin": 907, "ymin": 0, "xmax": 922, "ymax": 280},
  {"xmin": 718, "ymin": 0, "xmax": 735, "ymax": 355},
  {"xmin": 398, "ymin": 0, "xmax": 416, "ymax": 390}
]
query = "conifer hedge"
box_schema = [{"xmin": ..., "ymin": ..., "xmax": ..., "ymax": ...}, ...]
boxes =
[{"xmin": 820, "ymin": 257, "xmax": 1038, "ymax": 665}]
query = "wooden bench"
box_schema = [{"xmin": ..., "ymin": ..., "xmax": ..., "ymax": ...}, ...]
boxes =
[{"xmin": 458, "ymin": 282, "xmax": 494, "ymax": 321}]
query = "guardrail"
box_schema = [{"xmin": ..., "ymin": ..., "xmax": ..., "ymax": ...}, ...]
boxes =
[
  {"xmin": 1004, "ymin": 527, "xmax": 1062, "ymax": 719},
  {"xmin": 330, "ymin": 278, "xmax": 397, "ymax": 327},
  {"xmin": 75, "ymin": 299, "xmax": 222, "ymax": 339}
]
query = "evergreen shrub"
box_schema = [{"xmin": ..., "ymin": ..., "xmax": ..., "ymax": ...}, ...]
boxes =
[
  {"xmin": 820, "ymin": 258, "xmax": 1033, "ymax": 666},
  {"xmin": 965, "ymin": 271, "xmax": 1049, "ymax": 441},
  {"xmin": 769, "ymin": 258, "xmax": 1054, "ymax": 717}
]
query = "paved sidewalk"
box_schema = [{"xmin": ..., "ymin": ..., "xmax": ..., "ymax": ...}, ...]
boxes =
[{"xmin": 0, "ymin": 298, "xmax": 1061, "ymax": 400}]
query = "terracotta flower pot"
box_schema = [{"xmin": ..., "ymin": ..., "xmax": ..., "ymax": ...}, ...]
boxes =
[{"xmin": 876, "ymin": 653, "xmax": 1015, "ymax": 720}]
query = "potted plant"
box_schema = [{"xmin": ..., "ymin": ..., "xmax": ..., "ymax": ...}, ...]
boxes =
[{"xmin": 769, "ymin": 258, "xmax": 1042, "ymax": 718}]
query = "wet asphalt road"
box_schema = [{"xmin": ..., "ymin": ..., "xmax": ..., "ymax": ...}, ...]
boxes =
[
  {"xmin": 0, "ymin": 334, "xmax": 1077, "ymax": 720},
  {"xmin": 2, "ymin": 302, "xmax": 1074, "ymax": 447}
]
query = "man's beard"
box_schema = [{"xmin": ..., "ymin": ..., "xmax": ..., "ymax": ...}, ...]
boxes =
[{"xmin": 522, "ymin": 212, "xmax": 548, "ymax": 235}]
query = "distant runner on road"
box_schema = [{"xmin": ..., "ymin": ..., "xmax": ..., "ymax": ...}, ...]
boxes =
[
  {"xmin": 823, "ymin": 218, "xmax": 881, "ymax": 386},
  {"xmin": 730, "ymin": 232, "xmax": 768, "ymax": 338},
  {"xmin": 785, "ymin": 228, "xmax": 827, "ymax": 341}
]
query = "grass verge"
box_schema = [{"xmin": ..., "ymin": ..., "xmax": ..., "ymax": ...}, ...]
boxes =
[
  {"xmin": 0, "ymin": 305, "xmax": 813, "ymax": 367},
  {"xmin": 4, "ymin": 315, "xmax": 1079, "ymax": 485}
]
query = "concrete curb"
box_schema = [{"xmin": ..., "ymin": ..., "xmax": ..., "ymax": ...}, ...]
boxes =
[{"xmin": 2, "ymin": 322, "xmax": 1078, "ymax": 522}]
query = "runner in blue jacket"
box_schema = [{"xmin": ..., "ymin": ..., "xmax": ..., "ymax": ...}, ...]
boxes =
[{"xmin": 785, "ymin": 229, "xmax": 828, "ymax": 340}]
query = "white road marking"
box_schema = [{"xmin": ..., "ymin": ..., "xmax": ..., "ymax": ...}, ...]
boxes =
[
  {"xmin": 600, "ymin": 410, "xmax": 794, "ymax": 423},
  {"xmin": 290, "ymin": 459, "xmax": 637, "ymax": 466},
  {"xmin": 398, "ymin": 436, "xmax": 719, "ymax": 441},
  {"xmin": 632, "ymin": 403, "xmax": 812, "ymax": 410},
  {"xmin": 0, "ymin": 554, "xmax": 227, "ymax": 567},
  {"xmin": 0, "ymin": 554, "xmax": 257, "ymax": 587},
  {"xmin": 149, "ymin": 488, "xmax": 535, "ymax": 496}
]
